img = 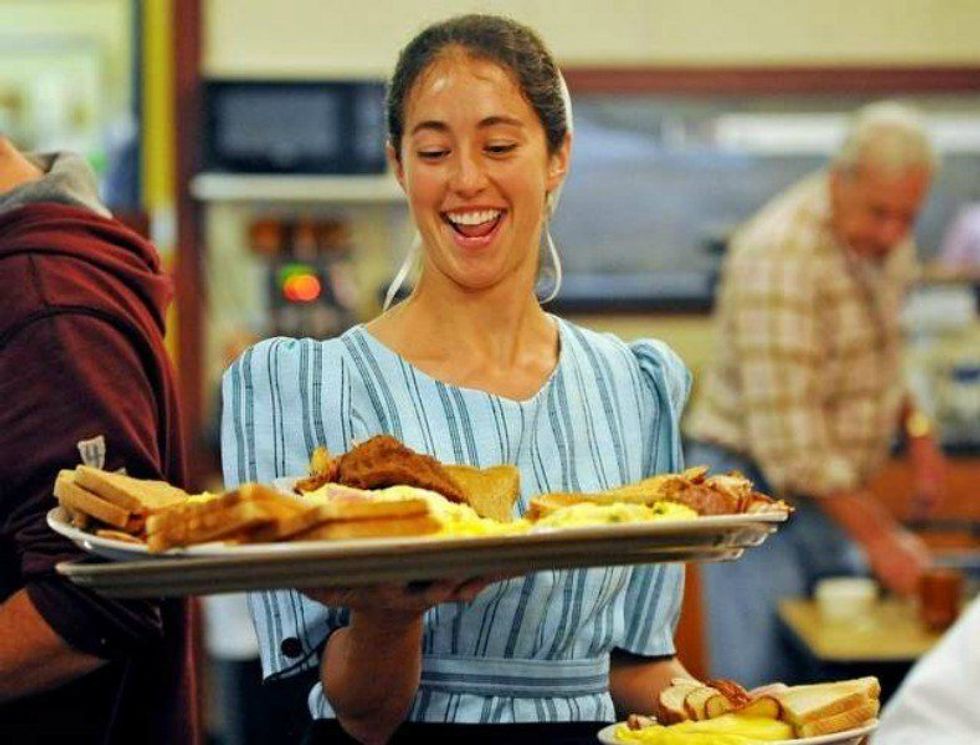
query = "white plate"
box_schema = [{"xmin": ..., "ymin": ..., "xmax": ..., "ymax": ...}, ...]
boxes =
[
  {"xmin": 597, "ymin": 719, "xmax": 877, "ymax": 745},
  {"xmin": 46, "ymin": 507, "xmax": 242, "ymax": 561},
  {"xmin": 50, "ymin": 499, "xmax": 788, "ymax": 597},
  {"xmin": 48, "ymin": 505, "xmax": 785, "ymax": 561},
  {"xmin": 47, "ymin": 507, "xmax": 153, "ymax": 561}
]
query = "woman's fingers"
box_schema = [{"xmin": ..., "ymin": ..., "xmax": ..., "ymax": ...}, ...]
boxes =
[{"xmin": 300, "ymin": 574, "xmax": 514, "ymax": 611}]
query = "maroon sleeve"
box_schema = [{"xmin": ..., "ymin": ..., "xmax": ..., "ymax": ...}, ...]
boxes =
[{"xmin": 0, "ymin": 311, "xmax": 169, "ymax": 658}]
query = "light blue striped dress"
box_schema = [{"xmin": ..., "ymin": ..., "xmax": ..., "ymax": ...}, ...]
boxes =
[{"xmin": 220, "ymin": 317, "xmax": 691, "ymax": 724}]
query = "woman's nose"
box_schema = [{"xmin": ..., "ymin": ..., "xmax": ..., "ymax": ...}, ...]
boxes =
[{"xmin": 449, "ymin": 151, "xmax": 488, "ymax": 196}]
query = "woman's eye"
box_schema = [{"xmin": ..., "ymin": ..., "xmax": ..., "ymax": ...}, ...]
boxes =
[{"xmin": 486, "ymin": 143, "xmax": 517, "ymax": 156}]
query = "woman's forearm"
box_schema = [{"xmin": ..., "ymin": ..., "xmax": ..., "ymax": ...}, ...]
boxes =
[{"xmin": 323, "ymin": 611, "xmax": 424, "ymax": 744}]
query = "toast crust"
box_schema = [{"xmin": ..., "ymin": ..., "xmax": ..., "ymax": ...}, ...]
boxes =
[
  {"xmin": 444, "ymin": 464, "xmax": 520, "ymax": 522},
  {"xmin": 55, "ymin": 472, "xmax": 135, "ymax": 530},
  {"xmin": 147, "ymin": 500, "xmax": 275, "ymax": 552},
  {"xmin": 796, "ymin": 702, "xmax": 879, "ymax": 738},
  {"xmin": 75, "ymin": 465, "xmax": 188, "ymax": 513},
  {"xmin": 775, "ymin": 677, "xmax": 880, "ymax": 724}
]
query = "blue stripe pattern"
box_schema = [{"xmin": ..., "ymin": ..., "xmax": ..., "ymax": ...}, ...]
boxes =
[{"xmin": 220, "ymin": 318, "xmax": 691, "ymax": 724}]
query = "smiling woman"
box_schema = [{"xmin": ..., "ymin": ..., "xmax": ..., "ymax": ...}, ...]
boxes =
[
  {"xmin": 220, "ymin": 13, "xmax": 697, "ymax": 745},
  {"xmin": 390, "ymin": 51, "xmax": 567, "ymax": 303}
]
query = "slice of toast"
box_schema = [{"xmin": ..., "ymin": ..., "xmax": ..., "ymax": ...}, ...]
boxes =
[
  {"xmin": 704, "ymin": 692, "xmax": 736, "ymax": 719},
  {"xmin": 146, "ymin": 498, "xmax": 275, "ymax": 552},
  {"xmin": 796, "ymin": 700, "xmax": 879, "ymax": 738},
  {"xmin": 145, "ymin": 491, "xmax": 243, "ymax": 536},
  {"xmin": 75, "ymin": 465, "xmax": 188, "ymax": 514},
  {"xmin": 684, "ymin": 685, "xmax": 722, "ymax": 721},
  {"xmin": 774, "ymin": 677, "xmax": 880, "ymax": 726},
  {"xmin": 238, "ymin": 484, "xmax": 325, "ymax": 542},
  {"xmin": 55, "ymin": 470, "xmax": 136, "ymax": 530},
  {"xmin": 658, "ymin": 680, "xmax": 703, "ymax": 724},
  {"xmin": 444, "ymin": 464, "xmax": 520, "ymax": 522},
  {"xmin": 733, "ymin": 694, "xmax": 782, "ymax": 720},
  {"xmin": 290, "ymin": 513, "xmax": 441, "ymax": 541}
]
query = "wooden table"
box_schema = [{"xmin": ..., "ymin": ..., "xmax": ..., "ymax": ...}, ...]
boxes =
[
  {"xmin": 777, "ymin": 597, "xmax": 948, "ymax": 702},
  {"xmin": 778, "ymin": 598, "xmax": 943, "ymax": 663}
]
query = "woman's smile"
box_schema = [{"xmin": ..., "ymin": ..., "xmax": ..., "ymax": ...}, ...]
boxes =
[{"xmin": 442, "ymin": 207, "xmax": 507, "ymax": 251}]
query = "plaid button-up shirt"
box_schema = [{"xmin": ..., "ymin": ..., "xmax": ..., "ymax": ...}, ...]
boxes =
[{"xmin": 686, "ymin": 171, "xmax": 917, "ymax": 497}]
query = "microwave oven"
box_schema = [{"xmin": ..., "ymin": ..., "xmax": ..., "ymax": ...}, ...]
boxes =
[{"xmin": 203, "ymin": 80, "xmax": 388, "ymax": 174}]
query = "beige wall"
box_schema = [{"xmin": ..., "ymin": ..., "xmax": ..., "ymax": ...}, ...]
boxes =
[
  {"xmin": 205, "ymin": 0, "xmax": 980, "ymax": 77},
  {"xmin": 0, "ymin": 0, "xmax": 132, "ymax": 113}
]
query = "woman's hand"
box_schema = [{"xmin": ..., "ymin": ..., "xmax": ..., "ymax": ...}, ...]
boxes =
[
  {"xmin": 610, "ymin": 652, "xmax": 694, "ymax": 719},
  {"xmin": 303, "ymin": 576, "xmax": 499, "ymax": 624}
]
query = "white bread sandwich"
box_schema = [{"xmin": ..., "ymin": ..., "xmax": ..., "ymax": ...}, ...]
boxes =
[
  {"xmin": 145, "ymin": 483, "xmax": 325, "ymax": 552},
  {"xmin": 54, "ymin": 469, "xmax": 143, "ymax": 532},
  {"xmin": 773, "ymin": 676, "xmax": 880, "ymax": 737},
  {"xmin": 653, "ymin": 675, "xmax": 879, "ymax": 739}
]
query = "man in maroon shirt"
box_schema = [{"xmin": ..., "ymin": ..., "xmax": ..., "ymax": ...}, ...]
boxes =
[{"xmin": 0, "ymin": 137, "xmax": 198, "ymax": 743}]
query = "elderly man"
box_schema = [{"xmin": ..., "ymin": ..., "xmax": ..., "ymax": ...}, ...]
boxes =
[
  {"xmin": 0, "ymin": 137, "xmax": 197, "ymax": 742},
  {"xmin": 685, "ymin": 102, "xmax": 946, "ymax": 686}
]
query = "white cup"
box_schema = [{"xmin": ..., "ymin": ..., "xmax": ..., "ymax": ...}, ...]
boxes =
[{"xmin": 814, "ymin": 577, "xmax": 879, "ymax": 622}]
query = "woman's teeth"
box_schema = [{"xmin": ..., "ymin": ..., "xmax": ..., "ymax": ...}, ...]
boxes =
[{"xmin": 446, "ymin": 209, "xmax": 502, "ymax": 227}]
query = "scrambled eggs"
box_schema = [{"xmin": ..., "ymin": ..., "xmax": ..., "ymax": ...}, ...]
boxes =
[
  {"xmin": 302, "ymin": 483, "xmax": 698, "ymax": 538},
  {"xmin": 536, "ymin": 501, "xmax": 697, "ymax": 529},
  {"xmin": 372, "ymin": 486, "xmax": 529, "ymax": 537},
  {"xmin": 613, "ymin": 715, "xmax": 792, "ymax": 744}
]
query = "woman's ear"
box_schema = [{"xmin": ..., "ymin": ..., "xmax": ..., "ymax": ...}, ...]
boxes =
[
  {"xmin": 386, "ymin": 141, "xmax": 406, "ymax": 191},
  {"xmin": 546, "ymin": 132, "xmax": 572, "ymax": 193}
]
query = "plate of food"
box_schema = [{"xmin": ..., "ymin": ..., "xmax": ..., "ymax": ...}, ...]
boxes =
[
  {"xmin": 51, "ymin": 435, "xmax": 791, "ymax": 596},
  {"xmin": 597, "ymin": 676, "xmax": 879, "ymax": 744}
]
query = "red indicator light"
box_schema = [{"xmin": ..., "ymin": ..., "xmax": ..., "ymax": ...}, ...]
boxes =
[{"xmin": 283, "ymin": 273, "xmax": 322, "ymax": 303}]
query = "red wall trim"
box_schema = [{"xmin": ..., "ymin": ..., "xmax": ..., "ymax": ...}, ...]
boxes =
[{"xmin": 173, "ymin": 0, "xmax": 205, "ymax": 488}]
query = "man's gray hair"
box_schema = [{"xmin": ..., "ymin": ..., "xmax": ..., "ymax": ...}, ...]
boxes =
[{"xmin": 832, "ymin": 100, "xmax": 938, "ymax": 177}]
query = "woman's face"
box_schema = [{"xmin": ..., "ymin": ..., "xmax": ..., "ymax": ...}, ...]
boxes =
[{"xmin": 391, "ymin": 52, "xmax": 569, "ymax": 294}]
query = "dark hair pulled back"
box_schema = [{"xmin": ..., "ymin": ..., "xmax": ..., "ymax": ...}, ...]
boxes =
[{"xmin": 387, "ymin": 14, "xmax": 568, "ymax": 159}]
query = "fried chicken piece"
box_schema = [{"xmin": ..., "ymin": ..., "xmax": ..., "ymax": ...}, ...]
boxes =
[
  {"xmin": 660, "ymin": 480, "xmax": 739, "ymax": 516},
  {"xmin": 337, "ymin": 435, "xmax": 465, "ymax": 503},
  {"xmin": 706, "ymin": 679, "xmax": 752, "ymax": 709},
  {"xmin": 294, "ymin": 446, "xmax": 340, "ymax": 493}
]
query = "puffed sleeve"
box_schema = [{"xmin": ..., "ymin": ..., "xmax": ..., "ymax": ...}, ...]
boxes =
[
  {"xmin": 613, "ymin": 339, "xmax": 691, "ymax": 656},
  {"xmin": 629, "ymin": 339, "xmax": 692, "ymax": 475},
  {"xmin": 220, "ymin": 337, "xmax": 351, "ymax": 680}
]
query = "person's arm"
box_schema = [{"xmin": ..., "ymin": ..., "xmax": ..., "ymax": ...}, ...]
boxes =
[
  {"xmin": 729, "ymin": 253, "xmax": 929, "ymax": 595},
  {"xmin": 899, "ymin": 397, "xmax": 947, "ymax": 518},
  {"xmin": 307, "ymin": 579, "xmax": 493, "ymax": 744},
  {"xmin": 1, "ymin": 313, "xmax": 173, "ymax": 701},
  {"xmin": 815, "ymin": 487, "xmax": 929, "ymax": 596},
  {"xmin": 0, "ymin": 590, "xmax": 105, "ymax": 702},
  {"xmin": 324, "ymin": 610, "xmax": 424, "ymax": 744},
  {"xmin": 609, "ymin": 652, "xmax": 694, "ymax": 718}
]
